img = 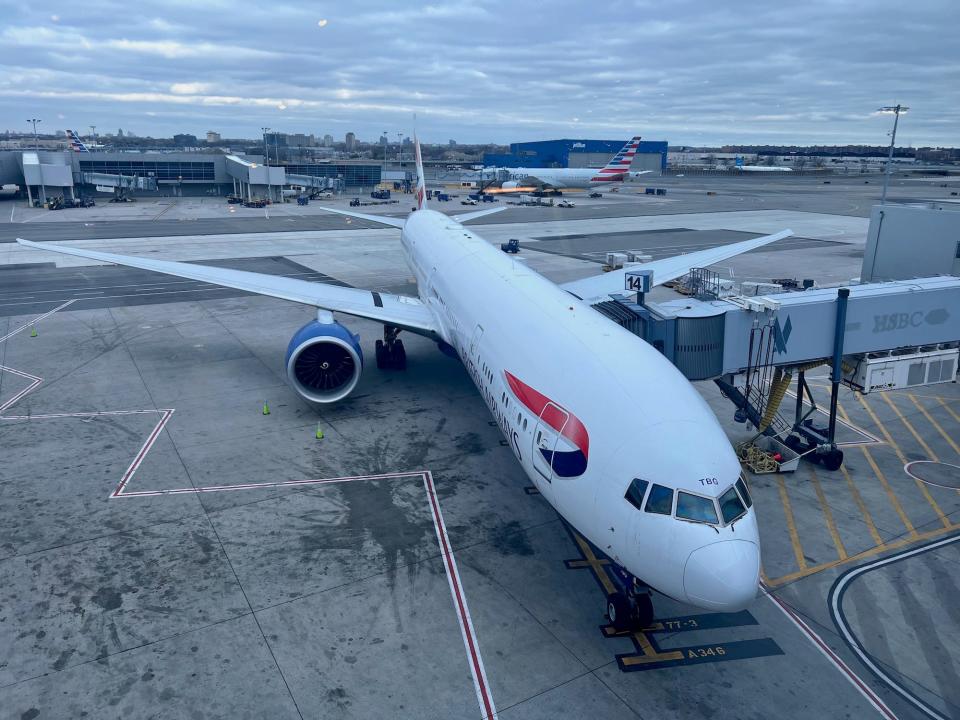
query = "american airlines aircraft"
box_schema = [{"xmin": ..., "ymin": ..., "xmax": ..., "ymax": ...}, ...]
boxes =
[
  {"xmin": 497, "ymin": 136, "xmax": 653, "ymax": 192},
  {"xmin": 65, "ymin": 130, "xmax": 90, "ymax": 152},
  {"xmin": 18, "ymin": 137, "xmax": 791, "ymax": 630}
]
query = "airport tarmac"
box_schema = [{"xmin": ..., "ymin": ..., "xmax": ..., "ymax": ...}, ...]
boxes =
[{"xmin": 1, "ymin": 176, "xmax": 958, "ymax": 719}]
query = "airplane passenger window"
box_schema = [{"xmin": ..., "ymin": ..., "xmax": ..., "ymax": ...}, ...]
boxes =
[
  {"xmin": 719, "ymin": 486, "xmax": 746, "ymax": 524},
  {"xmin": 676, "ymin": 492, "xmax": 719, "ymax": 524},
  {"xmin": 624, "ymin": 478, "xmax": 649, "ymax": 510},
  {"xmin": 736, "ymin": 477, "xmax": 753, "ymax": 508},
  {"xmin": 644, "ymin": 484, "xmax": 674, "ymax": 515}
]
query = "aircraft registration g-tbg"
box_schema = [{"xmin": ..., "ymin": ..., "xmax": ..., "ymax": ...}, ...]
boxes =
[
  {"xmin": 497, "ymin": 136, "xmax": 653, "ymax": 192},
  {"xmin": 18, "ymin": 137, "xmax": 792, "ymax": 630}
]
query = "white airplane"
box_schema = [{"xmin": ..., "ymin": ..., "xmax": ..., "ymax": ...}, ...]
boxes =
[
  {"xmin": 65, "ymin": 130, "xmax": 104, "ymax": 152},
  {"xmin": 18, "ymin": 136, "xmax": 792, "ymax": 630},
  {"xmin": 733, "ymin": 157, "xmax": 792, "ymax": 172},
  {"xmin": 497, "ymin": 136, "xmax": 653, "ymax": 192}
]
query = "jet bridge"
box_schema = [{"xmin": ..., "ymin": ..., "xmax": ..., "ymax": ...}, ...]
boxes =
[
  {"xmin": 602, "ymin": 275, "xmax": 960, "ymax": 470},
  {"xmin": 79, "ymin": 172, "xmax": 157, "ymax": 200}
]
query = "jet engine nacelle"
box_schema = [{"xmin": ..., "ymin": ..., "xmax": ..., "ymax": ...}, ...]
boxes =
[
  {"xmin": 285, "ymin": 319, "xmax": 363, "ymax": 403},
  {"xmin": 501, "ymin": 181, "xmax": 520, "ymax": 189}
]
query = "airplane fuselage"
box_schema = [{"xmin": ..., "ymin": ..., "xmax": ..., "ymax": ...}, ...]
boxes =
[
  {"xmin": 400, "ymin": 209, "xmax": 761, "ymax": 612},
  {"xmin": 504, "ymin": 167, "xmax": 626, "ymax": 189}
]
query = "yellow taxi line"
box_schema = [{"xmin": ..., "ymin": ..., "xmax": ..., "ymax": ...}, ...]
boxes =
[
  {"xmin": 810, "ymin": 465, "xmax": 848, "ymax": 561},
  {"xmin": 839, "ymin": 401, "xmax": 920, "ymax": 536},
  {"xmin": 880, "ymin": 392, "xmax": 939, "ymax": 461},
  {"xmin": 775, "ymin": 474, "xmax": 808, "ymax": 571},
  {"xmin": 855, "ymin": 395, "xmax": 949, "ymax": 529},
  {"xmin": 908, "ymin": 394, "xmax": 960, "ymax": 456}
]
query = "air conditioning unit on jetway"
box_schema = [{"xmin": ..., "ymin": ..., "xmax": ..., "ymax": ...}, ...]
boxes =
[{"xmin": 843, "ymin": 346, "xmax": 958, "ymax": 393}]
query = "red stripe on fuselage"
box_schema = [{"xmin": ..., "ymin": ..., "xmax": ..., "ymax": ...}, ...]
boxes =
[{"xmin": 504, "ymin": 371, "xmax": 589, "ymax": 458}]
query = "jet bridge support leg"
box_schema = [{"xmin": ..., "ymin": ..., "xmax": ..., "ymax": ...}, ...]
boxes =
[{"xmin": 823, "ymin": 288, "xmax": 851, "ymax": 470}]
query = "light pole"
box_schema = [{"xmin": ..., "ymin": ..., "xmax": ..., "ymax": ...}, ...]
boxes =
[
  {"xmin": 261, "ymin": 127, "xmax": 271, "ymax": 202},
  {"xmin": 89, "ymin": 125, "xmax": 96, "ymax": 144},
  {"xmin": 27, "ymin": 118, "xmax": 46, "ymax": 204},
  {"xmin": 878, "ymin": 104, "xmax": 908, "ymax": 205},
  {"xmin": 383, "ymin": 130, "xmax": 389, "ymax": 168}
]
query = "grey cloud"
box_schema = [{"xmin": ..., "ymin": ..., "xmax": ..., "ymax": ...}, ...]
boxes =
[{"xmin": 0, "ymin": 0, "xmax": 957, "ymax": 145}]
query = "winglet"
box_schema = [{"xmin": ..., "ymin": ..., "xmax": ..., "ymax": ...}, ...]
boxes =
[{"xmin": 414, "ymin": 133, "xmax": 427, "ymax": 210}]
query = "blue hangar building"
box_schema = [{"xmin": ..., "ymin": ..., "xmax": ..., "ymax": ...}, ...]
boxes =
[{"xmin": 484, "ymin": 138, "xmax": 668, "ymax": 173}]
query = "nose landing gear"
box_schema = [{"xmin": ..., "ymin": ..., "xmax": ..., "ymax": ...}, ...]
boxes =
[
  {"xmin": 375, "ymin": 325, "xmax": 406, "ymax": 370},
  {"xmin": 606, "ymin": 574, "xmax": 655, "ymax": 632}
]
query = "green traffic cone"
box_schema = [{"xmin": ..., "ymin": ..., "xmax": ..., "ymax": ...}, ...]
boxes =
[
  {"xmin": 315, "ymin": 423, "xmax": 324, "ymax": 440},
  {"xmin": 262, "ymin": 400, "xmax": 270, "ymax": 415},
  {"xmin": 30, "ymin": 327, "xmax": 37, "ymax": 337}
]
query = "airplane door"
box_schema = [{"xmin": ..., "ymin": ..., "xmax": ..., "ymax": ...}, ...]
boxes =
[
  {"xmin": 469, "ymin": 324, "xmax": 483, "ymax": 360},
  {"xmin": 532, "ymin": 403, "xmax": 569, "ymax": 483}
]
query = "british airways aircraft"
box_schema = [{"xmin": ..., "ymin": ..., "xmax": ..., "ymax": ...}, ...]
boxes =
[
  {"xmin": 18, "ymin": 136, "xmax": 791, "ymax": 630},
  {"xmin": 497, "ymin": 136, "xmax": 653, "ymax": 192}
]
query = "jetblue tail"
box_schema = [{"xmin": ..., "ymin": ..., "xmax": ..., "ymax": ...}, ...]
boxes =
[
  {"xmin": 66, "ymin": 130, "xmax": 90, "ymax": 153},
  {"xmin": 414, "ymin": 134, "xmax": 427, "ymax": 210},
  {"xmin": 596, "ymin": 136, "xmax": 641, "ymax": 177}
]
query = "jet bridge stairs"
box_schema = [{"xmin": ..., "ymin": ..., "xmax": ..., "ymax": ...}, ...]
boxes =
[{"xmin": 597, "ymin": 273, "xmax": 960, "ymax": 471}]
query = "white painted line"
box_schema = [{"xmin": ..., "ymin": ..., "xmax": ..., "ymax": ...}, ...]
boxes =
[
  {"xmin": 111, "ymin": 409, "xmax": 175, "ymax": 497},
  {"xmin": 829, "ymin": 535, "xmax": 960, "ymax": 720},
  {"xmin": 0, "ymin": 298, "xmax": 77, "ymax": 343},
  {"xmin": 0, "ymin": 365, "xmax": 43, "ymax": 413},
  {"xmin": 763, "ymin": 587, "xmax": 898, "ymax": 720}
]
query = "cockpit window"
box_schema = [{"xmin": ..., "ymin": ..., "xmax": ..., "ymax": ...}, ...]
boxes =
[
  {"xmin": 719, "ymin": 486, "xmax": 747, "ymax": 524},
  {"xmin": 644, "ymin": 484, "xmax": 674, "ymax": 515},
  {"xmin": 736, "ymin": 476, "xmax": 753, "ymax": 508},
  {"xmin": 624, "ymin": 478, "xmax": 649, "ymax": 511},
  {"xmin": 676, "ymin": 491, "xmax": 719, "ymax": 524}
]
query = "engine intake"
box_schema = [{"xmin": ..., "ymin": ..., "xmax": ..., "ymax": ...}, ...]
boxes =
[{"xmin": 285, "ymin": 320, "xmax": 363, "ymax": 403}]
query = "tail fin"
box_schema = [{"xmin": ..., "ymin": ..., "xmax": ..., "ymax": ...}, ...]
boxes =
[
  {"xmin": 414, "ymin": 134, "xmax": 427, "ymax": 210},
  {"xmin": 66, "ymin": 130, "xmax": 90, "ymax": 153},
  {"xmin": 596, "ymin": 135, "xmax": 641, "ymax": 177}
]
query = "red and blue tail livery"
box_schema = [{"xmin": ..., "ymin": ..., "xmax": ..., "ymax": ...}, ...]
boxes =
[{"xmin": 505, "ymin": 371, "xmax": 590, "ymax": 477}]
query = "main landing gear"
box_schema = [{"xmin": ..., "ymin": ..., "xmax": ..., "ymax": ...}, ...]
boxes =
[
  {"xmin": 606, "ymin": 570, "xmax": 654, "ymax": 632},
  {"xmin": 375, "ymin": 325, "xmax": 406, "ymax": 370}
]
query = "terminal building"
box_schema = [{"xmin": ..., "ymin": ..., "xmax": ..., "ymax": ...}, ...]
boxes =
[
  {"xmin": 0, "ymin": 149, "xmax": 384, "ymax": 202},
  {"xmin": 484, "ymin": 138, "xmax": 668, "ymax": 173}
]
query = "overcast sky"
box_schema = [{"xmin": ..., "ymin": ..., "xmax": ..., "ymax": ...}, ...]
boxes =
[{"xmin": 1, "ymin": 0, "xmax": 957, "ymax": 146}]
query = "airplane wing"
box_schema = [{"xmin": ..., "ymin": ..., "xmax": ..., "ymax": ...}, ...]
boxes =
[
  {"xmin": 15, "ymin": 238, "xmax": 439, "ymax": 336},
  {"xmin": 313, "ymin": 206, "xmax": 406, "ymax": 228},
  {"xmin": 453, "ymin": 206, "xmax": 507, "ymax": 223},
  {"xmin": 560, "ymin": 230, "xmax": 793, "ymax": 304}
]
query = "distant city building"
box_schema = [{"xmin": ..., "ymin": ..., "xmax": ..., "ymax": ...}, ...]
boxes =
[
  {"xmin": 448, "ymin": 139, "xmax": 456, "ymax": 147},
  {"xmin": 345, "ymin": 132, "xmax": 356, "ymax": 151},
  {"xmin": 287, "ymin": 133, "xmax": 314, "ymax": 147},
  {"xmin": 323, "ymin": 134, "xmax": 333, "ymax": 147},
  {"xmin": 402, "ymin": 136, "xmax": 412, "ymax": 147},
  {"xmin": 173, "ymin": 133, "xmax": 198, "ymax": 146},
  {"xmin": 117, "ymin": 128, "xmax": 124, "ymax": 138},
  {"xmin": 206, "ymin": 131, "xmax": 221, "ymax": 143}
]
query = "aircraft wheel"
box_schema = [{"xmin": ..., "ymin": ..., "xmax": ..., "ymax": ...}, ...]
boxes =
[
  {"xmin": 633, "ymin": 593, "xmax": 654, "ymax": 630},
  {"xmin": 393, "ymin": 339, "xmax": 407, "ymax": 370},
  {"xmin": 375, "ymin": 340, "xmax": 386, "ymax": 369},
  {"xmin": 606, "ymin": 592, "xmax": 631, "ymax": 632},
  {"xmin": 822, "ymin": 449, "xmax": 844, "ymax": 471}
]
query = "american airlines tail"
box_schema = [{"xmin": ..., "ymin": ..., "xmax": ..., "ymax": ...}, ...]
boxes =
[
  {"xmin": 593, "ymin": 136, "xmax": 642, "ymax": 179},
  {"xmin": 414, "ymin": 134, "xmax": 427, "ymax": 210},
  {"xmin": 66, "ymin": 130, "xmax": 90, "ymax": 153}
]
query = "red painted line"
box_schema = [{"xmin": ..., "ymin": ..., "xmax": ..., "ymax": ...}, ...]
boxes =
[
  {"xmin": 424, "ymin": 472, "xmax": 498, "ymax": 720},
  {"xmin": 764, "ymin": 588, "xmax": 897, "ymax": 719}
]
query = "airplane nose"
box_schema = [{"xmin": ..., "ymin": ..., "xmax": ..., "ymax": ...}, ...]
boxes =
[{"xmin": 683, "ymin": 540, "xmax": 760, "ymax": 611}]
